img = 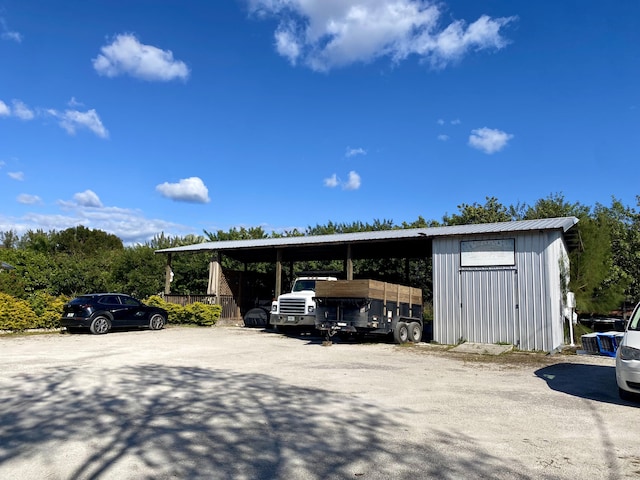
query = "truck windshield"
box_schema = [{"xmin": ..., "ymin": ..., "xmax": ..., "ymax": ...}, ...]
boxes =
[{"xmin": 292, "ymin": 280, "xmax": 316, "ymax": 292}]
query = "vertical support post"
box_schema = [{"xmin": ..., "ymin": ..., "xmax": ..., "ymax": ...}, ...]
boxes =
[
  {"xmin": 237, "ymin": 263, "xmax": 246, "ymax": 317},
  {"xmin": 207, "ymin": 252, "xmax": 220, "ymax": 296},
  {"xmin": 164, "ymin": 253, "xmax": 172, "ymax": 295},
  {"xmin": 346, "ymin": 244, "xmax": 353, "ymax": 280},
  {"xmin": 275, "ymin": 249, "xmax": 282, "ymax": 297},
  {"xmin": 405, "ymin": 258, "xmax": 410, "ymax": 284}
]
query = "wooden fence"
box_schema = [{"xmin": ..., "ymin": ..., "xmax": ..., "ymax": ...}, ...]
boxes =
[{"xmin": 162, "ymin": 294, "xmax": 239, "ymax": 320}]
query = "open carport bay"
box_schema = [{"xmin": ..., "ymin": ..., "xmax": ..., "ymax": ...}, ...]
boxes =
[{"xmin": 0, "ymin": 327, "xmax": 637, "ymax": 479}]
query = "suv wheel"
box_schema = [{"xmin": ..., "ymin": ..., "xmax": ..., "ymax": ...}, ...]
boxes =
[{"xmin": 90, "ymin": 316, "xmax": 111, "ymax": 335}]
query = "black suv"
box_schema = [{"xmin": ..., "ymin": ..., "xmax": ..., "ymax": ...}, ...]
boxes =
[{"xmin": 60, "ymin": 293, "xmax": 167, "ymax": 334}]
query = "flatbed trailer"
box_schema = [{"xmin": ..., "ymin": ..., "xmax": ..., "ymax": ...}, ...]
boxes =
[{"xmin": 314, "ymin": 279, "xmax": 423, "ymax": 343}]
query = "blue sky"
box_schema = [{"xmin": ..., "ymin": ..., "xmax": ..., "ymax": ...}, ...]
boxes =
[{"xmin": 1, "ymin": 1, "xmax": 638, "ymax": 244}]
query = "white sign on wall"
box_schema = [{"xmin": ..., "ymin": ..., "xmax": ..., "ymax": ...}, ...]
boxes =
[{"xmin": 460, "ymin": 239, "xmax": 515, "ymax": 267}]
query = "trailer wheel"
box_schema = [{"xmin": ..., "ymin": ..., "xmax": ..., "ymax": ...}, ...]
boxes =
[
  {"xmin": 393, "ymin": 321, "xmax": 409, "ymax": 344},
  {"xmin": 407, "ymin": 322, "xmax": 422, "ymax": 343}
]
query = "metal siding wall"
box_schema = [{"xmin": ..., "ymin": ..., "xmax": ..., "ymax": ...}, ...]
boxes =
[
  {"xmin": 546, "ymin": 232, "xmax": 568, "ymax": 350},
  {"xmin": 460, "ymin": 268, "xmax": 516, "ymax": 344},
  {"xmin": 433, "ymin": 237, "xmax": 461, "ymax": 345},
  {"xmin": 515, "ymin": 234, "xmax": 548, "ymax": 351},
  {"xmin": 515, "ymin": 232, "xmax": 566, "ymax": 352},
  {"xmin": 434, "ymin": 231, "xmax": 568, "ymax": 352}
]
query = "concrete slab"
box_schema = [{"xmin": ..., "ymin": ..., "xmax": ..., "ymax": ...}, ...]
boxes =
[{"xmin": 450, "ymin": 342, "xmax": 513, "ymax": 355}]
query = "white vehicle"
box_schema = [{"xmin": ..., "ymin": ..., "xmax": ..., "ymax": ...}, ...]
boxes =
[
  {"xmin": 270, "ymin": 275, "xmax": 337, "ymax": 331},
  {"xmin": 616, "ymin": 301, "xmax": 640, "ymax": 401}
]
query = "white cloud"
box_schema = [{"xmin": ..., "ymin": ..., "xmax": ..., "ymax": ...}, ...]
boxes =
[
  {"xmin": 346, "ymin": 147, "xmax": 366, "ymax": 157},
  {"xmin": 48, "ymin": 109, "xmax": 109, "ymax": 138},
  {"xmin": 0, "ymin": 99, "xmax": 35, "ymax": 120},
  {"xmin": 437, "ymin": 134, "xmax": 449, "ymax": 141},
  {"xmin": 424, "ymin": 14, "xmax": 514, "ymax": 69},
  {"xmin": 324, "ymin": 171, "xmax": 361, "ymax": 190},
  {"xmin": 0, "ymin": 98, "xmax": 108, "ymax": 138},
  {"xmin": 4, "ymin": 190, "xmax": 195, "ymax": 244},
  {"xmin": 156, "ymin": 177, "xmax": 210, "ymax": 203},
  {"xmin": 249, "ymin": 1, "xmax": 516, "ymax": 71},
  {"xmin": 275, "ymin": 22, "xmax": 302, "ymax": 64},
  {"xmin": 1, "ymin": 207, "xmax": 190, "ymax": 245},
  {"xmin": 344, "ymin": 171, "xmax": 361, "ymax": 190},
  {"xmin": 0, "ymin": 18, "xmax": 22, "ymax": 43},
  {"xmin": 437, "ymin": 118, "xmax": 461, "ymax": 126},
  {"xmin": 17, "ymin": 194, "xmax": 42, "ymax": 205},
  {"xmin": 324, "ymin": 173, "xmax": 339, "ymax": 188},
  {"xmin": 68, "ymin": 97, "xmax": 84, "ymax": 107},
  {"xmin": 468, "ymin": 127, "xmax": 513, "ymax": 154},
  {"xmin": 73, "ymin": 190, "xmax": 103, "ymax": 208},
  {"xmin": 93, "ymin": 33, "xmax": 190, "ymax": 81},
  {"xmin": 12, "ymin": 100, "xmax": 34, "ymax": 120},
  {"xmin": 8, "ymin": 171, "xmax": 24, "ymax": 180}
]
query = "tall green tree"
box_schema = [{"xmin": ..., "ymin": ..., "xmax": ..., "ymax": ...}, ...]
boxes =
[
  {"xmin": 521, "ymin": 192, "xmax": 589, "ymax": 220},
  {"xmin": 53, "ymin": 226, "xmax": 123, "ymax": 255},
  {"xmin": 442, "ymin": 196, "xmax": 514, "ymax": 225},
  {"xmin": 569, "ymin": 204, "xmax": 628, "ymax": 314},
  {"xmin": 110, "ymin": 245, "xmax": 166, "ymax": 298},
  {"xmin": 602, "ymin": 197, "xmax": 640, "ymax": 305},
  {"xmin": 0, "ymin": 230, "xmax": 19, "ymax": 249}
]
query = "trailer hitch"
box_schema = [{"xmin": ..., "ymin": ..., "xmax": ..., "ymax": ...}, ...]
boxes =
[{"xmin": 322, "ymin": 323, "xmax": 341, "ymax": 344}]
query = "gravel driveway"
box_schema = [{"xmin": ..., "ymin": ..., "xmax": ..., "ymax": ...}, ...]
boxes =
[{"xmin": 0, "ymin": 326, "xmax": 638, "ymax": 479}]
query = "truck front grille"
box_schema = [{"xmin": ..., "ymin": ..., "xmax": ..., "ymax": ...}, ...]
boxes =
[{"xmin": 279, "ymin": 298, "xmax": 306, "ymax": 315}]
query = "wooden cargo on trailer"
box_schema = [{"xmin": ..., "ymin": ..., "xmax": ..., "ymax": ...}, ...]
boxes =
[
  {"xmin": 314, "ymin": 279, "xmax": 422, "ymax": 306},
  {"xmin": 314, "ymin": 279, "xmax": 424, "ymax": 343}
]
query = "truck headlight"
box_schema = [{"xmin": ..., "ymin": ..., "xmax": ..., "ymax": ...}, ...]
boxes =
[
  {"xmin": 308, "ymin": 306, "xmax": 315, "ymax": 313},
  {"xmin": 271, "ymin": 304, "xmax": 277, "ymax": 312}
]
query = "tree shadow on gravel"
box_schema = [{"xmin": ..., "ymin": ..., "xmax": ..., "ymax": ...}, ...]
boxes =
[
  {"xmin": 0, "ymin": 365, "xmax": 553, "ymax": 479},
  {"xmin": 535, "ymin": 362, "xmax": 638, "ymax": 407}
]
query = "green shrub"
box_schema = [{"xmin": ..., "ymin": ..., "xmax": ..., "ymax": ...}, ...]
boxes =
[
  {"xmin": 422, "ymin": 302, "xmax": 434, "ymax": 322},
  {"xmin": 143, "ymin": 296, "xmax": 221, "ymax": 326},
  {"xmin": 144, "ymin": 295, "xmax": 182, "ymax": 324},
  {"xmin": 28, "ymin": 292, "xmax": 69, "ymax": 329},
  {"xmin": 184, "ymin": 302, "xmax": 222, "ymax": 326},
  {"xmin": 0, "ymin": 271, "xmax": 28, "ymax": 299},
  {"xmin": 0, "ymin": 293, "xmax": 36, "ymax": 331}
]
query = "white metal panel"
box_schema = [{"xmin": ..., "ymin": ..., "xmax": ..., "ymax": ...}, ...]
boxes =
[
  {"xmin": 433, "ymin": 237, "xmax": 461, "ymax": 345},
  {"xmin": 514, "ymin": 233, "xmax": 549, "ymax": 351},
  {"xmin": 434, "ymin": 230, "xmax": 570, "ymax": 352},
  {"xmin": 460, "ymin": 268, "xmax": 517, "ymax": 345}
]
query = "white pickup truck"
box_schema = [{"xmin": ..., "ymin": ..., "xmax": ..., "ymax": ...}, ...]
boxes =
[{"xmin": 270, "ymin": 275, "xmax": 337, "ymax": 331}]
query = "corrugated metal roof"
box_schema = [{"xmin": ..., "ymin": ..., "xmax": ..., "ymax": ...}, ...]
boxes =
[
  {"xmin": 421, "ymin": 216, "xmax": 579, "ymax": 237},
  {"xmin": 155, "ymin": 216, "xmax": 578, "ymax": 254}
]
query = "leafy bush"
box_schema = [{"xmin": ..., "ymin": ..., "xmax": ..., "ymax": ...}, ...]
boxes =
[
  {"xmin": 144, "ymin": 295, "xmax": 183, "ymax": 324},
  {"xmin": 184, "ymin": 302, "xmax": 222, "ymax": 326},
  {"xmin": 422, "ymin": 302, "xmax": 434, "ymax": 322},
  {"xmin": 28, "ymin": 292, "xmax": 69, "ymax": 329},
  {"xmin": 0, "ymin": 293, "xmax": 35, "ymax": 331},
  {"xmin": 144, "ymin": 295, "xmax": 221, "ymax": 326},
  {"xmin": 0, "ymin": 271, "xmax": 28, "ymax": 299}
]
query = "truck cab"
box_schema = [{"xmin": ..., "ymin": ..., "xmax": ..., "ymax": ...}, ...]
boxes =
[{"xmin": 270, "ymin": 276, "xmax": 337, "ymax": 331}]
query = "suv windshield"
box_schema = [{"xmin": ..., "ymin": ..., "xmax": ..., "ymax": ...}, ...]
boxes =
[{"xmin": 292, "ymin": 280, "xmax": 316, "ymax": 292}]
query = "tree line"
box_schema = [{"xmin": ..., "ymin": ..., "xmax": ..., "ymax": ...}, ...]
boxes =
[{"xmin": 1, "ymin": 193, "xmax": 639, "ymax": 317}]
